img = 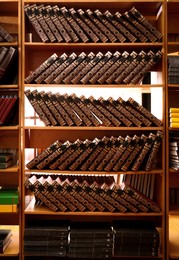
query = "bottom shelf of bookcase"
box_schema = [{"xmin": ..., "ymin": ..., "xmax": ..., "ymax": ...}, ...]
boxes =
[
  {"xmin": 169, "ymin": 215, "xmax": 179, "ymax": 259},
  {"xmin": 0, "ymin": 225, "xmax": 19, "ymax": 257}
]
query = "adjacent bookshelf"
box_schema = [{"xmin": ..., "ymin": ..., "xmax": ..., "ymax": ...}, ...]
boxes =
[
  {"xmin": 167, "ymin": 1, "xmax": 179, "ymax": 260},
  {"xmin": 0, "ymin": 0, "xmax": 21, "ymax": 259},
  {"xmin": 21, "ymin": 0, "xmax": 165, "ymax": 260}
]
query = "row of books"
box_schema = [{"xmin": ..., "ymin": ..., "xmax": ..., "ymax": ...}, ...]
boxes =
[
  {"xmin": 25, "ymin": 89, "xmax": 163, "ymax": 127},
  {"xmin": 24, "ymin": 50, "xmax": 163, "ymax": 85},
  {"xmin": 0, "ymin": 153, "xmax": 13, "ymax": 169},
  {"xmin": 0, "ymin": 187, "xmax": 19, "ymax": 213},
  {"xmin": 0, "ymin": 25, "xmax": 15, "ymax": 42},
  {"xmin": 168, "ymin": 55, "xmax": 179, "ymax": 84},
  {"xmin": 24, "ymin": 4, "xmax": 162, "ymax": 43},
  {"xmin": 170, "ymin": 187, "xmax": 179, "ymax": 205},
  {"xmin": 169, "ymin": 135, "xmax": 179, "ymax": 170},
  {"xmin": 24, "ymin": 220, "xmax": 160, "ymax": 257},
  {"xmin": 0, "ymin": 229, "xmax": 12, "ymax": 253},
  {"xmin": 0, "ymin": 46, "xmax": 18, "ymax": 84},
  {"xmin": 26, "ymin": 131, "xmax": 163, "ymax": 172},
  {"xmin": 168, "ymin": 34, "xmax": 179, "ymax": 42},
  {"xmin": 25, "ymin": 173, "xmax": 161, "ymax": 213},
  {"xmin": 0, "ymin": 94, "xmax": 18, "ymax": 126}
]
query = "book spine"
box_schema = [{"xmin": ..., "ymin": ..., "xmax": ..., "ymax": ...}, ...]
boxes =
[
  {"xmin": 0, "ymin": 47, "xmax": 8, "ymax": 64},
  {"xmin": 131, "ymin": 133, "xmax": 156, "ymax": 171},
  {"xmin": 24, "ymin": 89, "xmax": 51, "ymax": 126},
  {"xmin": 69, "ymin": 8, "xmax": 99, "ymax": 43},
  {"xmin": 0, "ymin": 47, "xmax": 17, "ymax": 80},
  {"xmin": 24, "ymin": 4, "xmax": 49, "ymax": 42},
  {"xmin": 0, "ymin": 26, "xmax": 14, "ymax": 42},
  {"xmin": 0, "ymin": 96, "xmax": 18, "ymax": 125},
  {"xmin": 25, "ymin": 53, "xmax": 58, "ymax": 83}
]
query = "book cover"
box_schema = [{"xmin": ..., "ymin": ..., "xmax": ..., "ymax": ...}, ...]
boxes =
[{"xmin": 0, "ymin": 187, "xmax": 18, "ymax": 204}]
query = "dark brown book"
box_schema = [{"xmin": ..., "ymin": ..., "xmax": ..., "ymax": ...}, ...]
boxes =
[
  {"xmin": 127, "ymin": 97, "xmax": 163, "ymax": 126},
  {"xmin": 96, "ymin": 136, "xmax": 124, "ymax": 171},
  {"xmin": 43, "ymin": 53, "xmax": 68, "ymax": 84},
  {"xmin": 24, "ymin": 4, "xmax": 49, "ymax": 42},
  {"xmin": 124, "ymin": 11, "xmax": 157, "ymax": 42},
  {"xmin": 39, "ymin": 91, "xmax": 66, "ymax": 126},
  {"xmin": 130, "ymin": 50, "xmax": 163, "ymax": 84},
  {"xmin": 89, "ymin": 51, "xmax": 121, "ymax": 84},
  {"xmin": 25, "ymin": 140, "xmax": 62, "ymax": 169},
  {"xmin": 98, "ymin": 51, "xmax": 129, "ymax": 84},
  {"xmin": 0, "ymin": 47, "xmax": 17, "ymax": 83},
  {"xmin": 112, "ymin": 135, "xmax": 140, "ymax": 171},
  {"xmin": 80, "ymin": 51, "xmax": 112, "ymax": 84},
  {"xmin": 70, "ymin": 93, "xmax": 100, "ymax": 126},
  {"xmin": 94, "ymin": 9, "xmax": 126, "ymax": 42},
  {"xmin": 131, "ymin": 132, "xmax": 156, "ymax": 171},
  {"xmin": 52, "ymin": 52, "xmax": 77, "ymax": 84},
  {"xmin": 106, "ymin": 51, "xmax": 137, "ymax": 84},
  {"xmin": 54, "ymin": 6, "xmax": 79, "ymax": 42},
  {"xmin": 46, "ymin": 5, "xmax": 71, "ymax": 43},
  {"xmin": 103, "ymin": 10, "xmax": 137, "ymax": 42},
  {"xmin": 25, "ymin": 53, "xmax": 58, "ymax": 83},
  {"xmin": 145, "ymin": 130, "xmax": 163, "ymax": 171},
  {"xmin": 54, "ymin": 52, "xmax": 86, "ymax": 84},
  {"xmin": 30, "ymin": 4, "xmax": 56, "ymax": 43},
  {"xmin": 0, "ymin": 47, "xmax": 8, "ymax": 65},
  {"xmin": 129, "ymin": 7, "xmax": 162, "ymax": 41},
  {"xmin": 85, "ymin": 9, "xmax": 116, "ymax": 42},
  {"xmin": 60, "ymin": 6, "xmax": 89, "ymax": 43},
  {"xmin": 31, "ymin": 89, "xmax": 58, "ymax": 126},
  {"xmin": 46, "ymin": 91, "xmax": 73, "ymax": 126},
  {"xmin": 121, "ymin": 134, "xmax": 148, "ymax": 171},
  {"xmin": 65, "ymin": 52, "xmax": 95, "ymax": 84},
  {"xmin": 104, "ymin": 136, "xmax": 132, "ymax": 171},
  {"xmin": 120, "ymin": 182, "xmax": 161, "ymax": 213},
  {"xmin": 77, "ymin": 8, "xmax": 107, "ymax": 43},
  {"xmin": 0, "ymin": 95, "xmax": 18, "ymax": 125},
  {"xmin": 0, "ymin": 25, "xmax": 14, "ymax": 42},
  {"xmin": 24, "ymin": 89, "xmax": 51, "ymax": 126},
  {"xmin": 68, "ymin": 7, "xmax": 99, "ymax": 43}
]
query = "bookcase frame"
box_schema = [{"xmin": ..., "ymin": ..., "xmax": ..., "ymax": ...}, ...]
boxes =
[
  {"xmin": 0, "ymin": 0, "xmax": 21, "ymax": 259},
  {"xmin": 20, "ymin": 0, "xmax": 166, "ymax": 260}
]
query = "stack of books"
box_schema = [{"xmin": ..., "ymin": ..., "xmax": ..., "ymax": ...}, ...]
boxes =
[
  {"xmin": 24, "ymin": 173, "xmax": 161, "ymax": 213},
  {"xmin": 169, "ymin": 136, "xmax": 179, "ymax": 170},
  {"xmin": 24, "ymin": 220, "xmax": 69, "ymax": 256},
  {"xmin": 113, "ymin": 220, "xmax": 160, "ymax": 257},
  {"xmin": 0, "ymin": 47, "xmax": 18, "ymax": 84},
  {"xmin": 25, "ymin": 131, "xmax": 163, "ymax": 172},
  {"xmin": 24, "ymin": 50, "xmax": 163, "ymax": 85},
  {"xmin": 0, "ymin": 229, "xmax": 12, "ymax": 253},
  {"xmin": 0, "ymin": 94, "xmax": 18, "ymax": 126},
  {"xmin": 24, "ymin": 5, "xmax": 162, "ymax": 43},
  {"xmin": 68, "ymin": 222, "xmax": 113, "ymax": 258},
  {"xmin": 168, "ymin": 55, "xmax": 179, "ymax": 84},
  {"xmin": 25, "ymin": 90, "xmax": 163, "ymax": 127},
  {"xmin": 169, "ymin": 107, "xmax": 179, "ymax": 128},
  {"xmin": 0, "ymin": 153, "xmax": 13, "ymax": 169},
  {"xmin": 0, "ymin": 187, "xmax": 19, "ymax": 212},
  {"xmin": 0, "ymin": 25, "xmax": 15, "ymax": 42}
]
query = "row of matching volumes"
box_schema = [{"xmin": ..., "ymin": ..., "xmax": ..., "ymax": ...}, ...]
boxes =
[
  {"xmin": 24, "ymin": 220, "xmax": 160, "ymax": 257},
  {"xmin": 24, "ymin": 4, "xmax": 162, "ymax": 43},
  {"xmin": 24, "ymin": 50, "xmax": 162, "ymax": 85},
  {"xmin": 24, "ymin": 173, "xmax": 161, "ymax": 213},
  {"xmin": 25, "ymin": 132, "xmax": 162, "ymax": 172},
  {"xmin": 24, "ymin": 89, "xmax": 162, "ymax": 127},
  {"xmin": 0, "ymin": 94, "xmax": 18, "ymax": 126},
  {"xmin": 0, "ymin": 229, "xmax": 12, "ymax": 253},
  {"xmin": 0, "ymin": 46, "xmax": 18, "ymax": 85}
]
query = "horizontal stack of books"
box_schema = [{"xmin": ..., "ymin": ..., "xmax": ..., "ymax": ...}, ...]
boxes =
[
  {"xmin": 25, "ymin": 173, "xmax": 161, "ymax": 213},
  {"xmin": 68, "ymin": 222, "xmax": 113, "ymax": 258},
  {"xmin": 0, "ymin": 153, "xmax": 13, "ymax": 169},
  {"xmin": 25, "ymin": 90, "xmax": 163, "ymax": 127},
  {"xmin": 0, "ymin": 187, "xmax": 19, "ymax": 212},
  {"xmin": 24, "ymin": 220, "xmax": 69, "ymax": 256},
  {"xmin": 169, "ymin": 135, "xmax": 179, "ymax": 170},
  {"xmin": 0, "ymin": 94, "xmax": 18, "ymax": 126},
  {"xmin": 168, "ymin": 55, "xmax": 179, "ymax": 84},
  {"xmin": 24, "ymin": 50, "xmax": 163, "ymax": 85},
  {"xmin": 169, "ymin": 107, "xmax": 179, "ymax": 128},
  {"xmin": 0, "ymin": 229, "xmax": 12, "ymax": 253},
  {"xmin": 0, "ymin": 46, "xmax": 18, "ymax": 84},
  {"xmin": 113, "ymin": 220, "xmax": 160, "ymax": 257},
  {"xmin": 26, "ymin": 131, "xmax": 163, "ymax": 172},
  {"xmin": 24, "ymin": 5, "xmax": 162, "ymax": 43},
  {"xmin": 0, "ymin": 25, "xmax": 15, "ymax": 42}
]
